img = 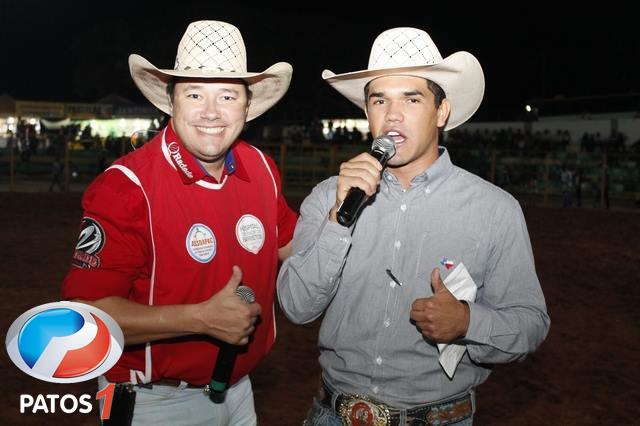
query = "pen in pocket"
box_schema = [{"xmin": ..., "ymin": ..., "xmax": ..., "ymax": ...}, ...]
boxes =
[{"xmin": 385, "ymin": 269, "xmax": 403, "ymax": 287}]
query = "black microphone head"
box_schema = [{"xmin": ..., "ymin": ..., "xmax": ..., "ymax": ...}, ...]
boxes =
[
  {"xmin": 235, "ymin": 285, "xmax": 256, "ymax": 303},
  {"xmin": 371, "ymin": 135, "xmax": 396, "ymax": 164}
]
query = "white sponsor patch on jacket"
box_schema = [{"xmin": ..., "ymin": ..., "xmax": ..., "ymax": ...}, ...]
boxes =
[
  {"xmin": 236, "ymin": 215, "xmax": 265, "ymax": 254},
  {"xmin": 186, "ymin": 224, "xmax": 216, "ymax": 263}
]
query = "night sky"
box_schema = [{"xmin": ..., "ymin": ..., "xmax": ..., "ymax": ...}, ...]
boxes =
[{"xmin": 1, "ymin": 1, "xmax": 639, "ymax": 123}]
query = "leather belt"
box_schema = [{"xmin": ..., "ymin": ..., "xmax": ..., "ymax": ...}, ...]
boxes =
[{"xmin": 321, "ymin": 381, "xmax": 473, "ymax": 426}]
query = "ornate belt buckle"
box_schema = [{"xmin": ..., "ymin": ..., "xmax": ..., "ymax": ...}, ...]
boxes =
[{"xmin": 338, "ymin": 394, "xmax": 390, "ymax": 426}]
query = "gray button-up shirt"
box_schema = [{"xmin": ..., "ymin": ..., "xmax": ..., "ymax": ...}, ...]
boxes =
[{"xmin": 277, "ymin": 147, "xmax": 550, "ymax": 408}]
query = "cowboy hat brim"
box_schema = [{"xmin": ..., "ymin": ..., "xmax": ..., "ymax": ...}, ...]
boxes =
[
  {"xmin": 129, "ymin": 54, "xmax": 292, "ymax": 121},
  {"xmin": 322, "ymin": 51, "xmax": 484, "ymax": 131}
]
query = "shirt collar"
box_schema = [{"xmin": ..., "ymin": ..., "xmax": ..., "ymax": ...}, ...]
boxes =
[
  {"xmin": 383, "ymin": 146, "xmax": 454, "ymax": 191},
  {"xmin": 161, "ymin": 122, "xmax": 250, "ymax": 184},
  {"xmin": 224, "ymin": 145, "xmax": 250, "ymax": 182}
]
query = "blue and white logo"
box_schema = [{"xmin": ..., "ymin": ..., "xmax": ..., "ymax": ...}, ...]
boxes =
[
  {"xmin": 5, "ymin": 302, "xmax": 124, "ymax": 383},
  {"xmin": 186, "ymin": 224, "xmax": 216, "ymax": 263}
]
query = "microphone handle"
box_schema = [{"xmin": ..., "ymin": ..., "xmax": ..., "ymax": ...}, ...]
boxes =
[
  {"xmin": 336, "ymin": 149, "xmax": 389, "ymax": 227},
  {"xmin": 336, "ymin": 188, "xmax": 367, "ymax": 227},
  {"xmin": 208, "ymin": 344, "xmax": 238, "ymax": 403},
  {"xmin": 207, "ymin": 285, "xmax": 255, "ymax": 403}
]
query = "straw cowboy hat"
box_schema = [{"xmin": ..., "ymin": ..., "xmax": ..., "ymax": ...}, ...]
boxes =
[
  {"xmin": 129, "ymin": 20, "xmax": 292, "ymax": 121},
  {"xmin": 322, "ymin": 27, "xmax": 484, "ymax": 130}
]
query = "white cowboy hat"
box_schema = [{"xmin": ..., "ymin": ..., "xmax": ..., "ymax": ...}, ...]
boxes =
[
  {"xmin": 322, "ymin": 27, "xmax": 484, "ymax": 130},
  {"xmin": 129, "ymin": 20, "xmax": 292, "ymax": 121}
]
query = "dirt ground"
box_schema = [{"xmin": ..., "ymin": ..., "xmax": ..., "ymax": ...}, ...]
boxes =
[{"xmin": 1, "ymin": 192, "xmax": 638, "ymax": 425}]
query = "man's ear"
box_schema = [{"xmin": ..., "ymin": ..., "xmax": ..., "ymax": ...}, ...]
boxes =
[{"xmin": 437, "ymin": 98, "xmax": 451, "ymax": 128}]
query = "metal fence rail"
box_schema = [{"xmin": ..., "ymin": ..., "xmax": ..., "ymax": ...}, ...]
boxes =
[{"xmin": 1, "ymin": 142, "xmax": 638, "ymax": 209}]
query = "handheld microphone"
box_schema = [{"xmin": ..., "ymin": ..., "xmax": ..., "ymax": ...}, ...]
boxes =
[
  {"xmin": 208, "ymin": 285, "xmax": 256, "ymax": 403},
  {"xmin": 336, "ymin": 135, "xmax": 396, "ymax": 227}
]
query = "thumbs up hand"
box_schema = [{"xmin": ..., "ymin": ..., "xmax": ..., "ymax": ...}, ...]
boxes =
[
  {"xmin": 410, "ymin": 268, "xmax": 470, "ymax": 343},
  {"xmin": 196, "ymin": 266, "xmax": 262, "ymax": 345}
]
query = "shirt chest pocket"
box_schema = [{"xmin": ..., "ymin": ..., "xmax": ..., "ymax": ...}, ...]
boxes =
[{"xmin": 415, "ymin": 231, "xmax": 482, "ymax": 285}]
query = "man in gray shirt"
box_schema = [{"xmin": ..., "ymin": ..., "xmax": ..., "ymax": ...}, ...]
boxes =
[{"xmin": 277, "ymin": 27, "xmax": 550, "ymax": 426}]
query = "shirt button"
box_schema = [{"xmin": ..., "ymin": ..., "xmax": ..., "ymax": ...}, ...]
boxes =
[
  {"xmin": 394, "ymin": 241, "xmax": 401, "ymax": 249},
  {"xmin": 373, "ymin": 386, "xmax": 379, "ymax": 394},
  {"xmin": 400, "ymin": 204, "xmax": 407, "ymax": 212},
  {"xmin": 389, "ymin": 280, "xmax": 396, "ymax": 288},
  {"xmin": 376, "ymin": 356, "xmax": 382, "ymax": 365},
  {"xmin": 384, "ymin": 318, "xmax": 391, "ymax": 327}
]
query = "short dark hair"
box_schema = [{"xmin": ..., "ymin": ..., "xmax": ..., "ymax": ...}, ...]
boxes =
[
  {"xmin": 167, "ymin": 79, "xmax": 176, "ymax": 101},
  {"xmin": 426, "ymin": 80, "xmax": 446, "ymax": 107},
  {"xmin": 364, "ymin": 78, "xmax": 446, "ymax": 108},
  {"xmin": 166, "ymin": 78, "xmax": 252, "ymax": 103}
]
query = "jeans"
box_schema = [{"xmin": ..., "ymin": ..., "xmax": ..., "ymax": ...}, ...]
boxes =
[{"xmin": 304, "ymin": 396, "xmax": 474, "ymax": 426}]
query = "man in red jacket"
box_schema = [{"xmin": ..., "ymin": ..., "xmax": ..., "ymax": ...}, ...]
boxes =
[{"xmin": 62, "ymin": 20, "xmax": 297, "ymax": 425}]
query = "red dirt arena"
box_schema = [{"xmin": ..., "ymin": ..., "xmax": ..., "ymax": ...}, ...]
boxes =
[{"xmin": 1, "ymin": 192, "xmax": 638, "ymax": 425}]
